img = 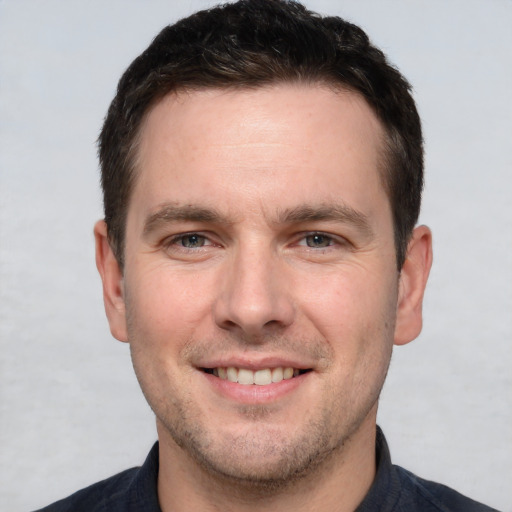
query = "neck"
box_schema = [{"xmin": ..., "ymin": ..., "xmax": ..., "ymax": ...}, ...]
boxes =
[{"xmin": 156, "ymin": 418, "xmax": 377, "ymax": 512}]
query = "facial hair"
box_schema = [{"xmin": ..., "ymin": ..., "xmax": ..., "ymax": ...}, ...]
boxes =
[{"xmin": 130, "ymin": 330, "xmax": 391, "ymax": 494}]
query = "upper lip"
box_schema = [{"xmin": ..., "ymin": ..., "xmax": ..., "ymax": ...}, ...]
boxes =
[{"xmin": 194, "ymin": 355, "xmax": 314, "ymax": 371}]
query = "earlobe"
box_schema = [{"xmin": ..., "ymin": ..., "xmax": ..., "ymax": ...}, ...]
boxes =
[
  {"xmin": 94, "ymin": 220, "xmax": 128, "ymax": 342},
  {"xmin": 394, "ymin": 225, "xmax": 433, "ymax": 346}
]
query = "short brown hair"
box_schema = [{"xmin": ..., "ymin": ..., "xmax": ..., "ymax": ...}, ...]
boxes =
[{"xmin": 99, "ymin": 0, "xmax": 423, "ymax": 269}]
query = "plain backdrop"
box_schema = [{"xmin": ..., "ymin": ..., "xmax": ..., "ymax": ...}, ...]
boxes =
[{"xmin": 0, "ymin": 1, "xmax": 510, "ymax": 511}]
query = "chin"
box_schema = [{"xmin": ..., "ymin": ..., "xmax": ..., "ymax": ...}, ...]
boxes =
[{"xmin": 162, "ymin": 411, "xmax": 344, "ymax": 488}]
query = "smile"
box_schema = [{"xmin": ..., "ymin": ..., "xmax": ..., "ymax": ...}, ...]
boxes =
[{"xmin": 202, "ymin": 367, "xmax": 311, "ymax": 386}]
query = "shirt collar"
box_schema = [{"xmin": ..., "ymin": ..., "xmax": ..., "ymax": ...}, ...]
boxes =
[
  {"xmin": 104, "ymin": 442, "xmax": 161, "ymax": 512},
  {"xmin": 113, "ymin": 427, "xmax": 399, "ymax": 511},
  {"xmin": 356, "ymin": 426, "xmax": 402, "ymax": 511}
]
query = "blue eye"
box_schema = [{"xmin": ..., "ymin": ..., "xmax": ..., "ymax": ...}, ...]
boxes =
[
  {"xmin": 178, "ymin": 234, "xmax": 207, "ymax": 248},
  {"xmin": 304, "ymin": 234, "xmax": 332, "ymax": 248},
  {"xmin": 306, "ymin": 233, "xmax": 332, "ymax": 249}
]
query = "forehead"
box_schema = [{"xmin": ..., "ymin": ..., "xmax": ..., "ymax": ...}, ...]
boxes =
[{"xmin": 131, "ymin": 84, "xmax": 389, "ymax": 223}]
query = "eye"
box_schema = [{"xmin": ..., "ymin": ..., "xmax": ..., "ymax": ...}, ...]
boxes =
[
  {"xmin": 161, "ymin": 231, "xmax": 220, "ymax": 261},
  {"xmin": 300, "ymin": 233, "xmax": 334, "ymax": 248},
  {"xmin": 172, "ymin": 233, "xmax": 209, "ymax": 248},
  {"xmin": 178, "ymin": 233, "xmax": 207, "ymax": 248}
]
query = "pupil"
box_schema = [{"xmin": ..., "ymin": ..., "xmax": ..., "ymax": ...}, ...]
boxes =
[
  {"xmin": 183, "ymin": 235, "xmax": 202, "ymax": 247},
  {"xmin": 307, "ymin": 234, "xmax": 328, "ymax": 248}
]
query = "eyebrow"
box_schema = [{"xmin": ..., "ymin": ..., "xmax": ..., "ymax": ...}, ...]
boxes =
[
  {"xmin": 143, "ymin": 202, "xmax": 373, "ymax": 238},
  {"xmin": 143, "ymin": 204, "xmax": 231, "ymax": 237},
  {"xmin": 276, "ymin": 204, "xmax": 374, "ymax": 237}
]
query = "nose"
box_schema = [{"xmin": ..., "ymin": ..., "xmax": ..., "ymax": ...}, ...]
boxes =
[{"xmin": 213, "ymin": 244, "xmax": 295, "ymax": 339}]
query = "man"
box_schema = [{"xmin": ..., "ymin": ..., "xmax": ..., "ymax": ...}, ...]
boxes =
[{"xmin": 35, "ymin": 1, "xmax": 498, "ymax": 510}]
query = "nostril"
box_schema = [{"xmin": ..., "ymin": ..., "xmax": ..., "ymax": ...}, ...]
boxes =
[{"xmin": 263, "ymin": 319, "xmax": 285, "ymax": 329}]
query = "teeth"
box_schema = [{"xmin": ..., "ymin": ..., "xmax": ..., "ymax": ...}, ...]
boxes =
[
  {"xmin": 283, "ymin": 367, "xmax": 294, "ymax": 379},
  {"xmin": 238, "ymin": 368, "xmax": 254, "ymax": 385},
  {"xmin": 271, "ymin": 367, "xmax": 283, "ymax": 383},
  {"xmin": 213, "ymin": 366, "xmax": 300, "ymax": 385},
  {"xmin": 254, "ymin": 369, "xmax": 272, "ymax": 385},
  {"xmin": 227, "ymin": 367, "xmax": 238, "ymax": 383}
]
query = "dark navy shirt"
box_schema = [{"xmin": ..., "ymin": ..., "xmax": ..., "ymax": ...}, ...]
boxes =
[{"xmin": 34, "ymin": 428, "xmax": 500, "ymax": 511}]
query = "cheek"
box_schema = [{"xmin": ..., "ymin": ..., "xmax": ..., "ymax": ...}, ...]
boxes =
[
  {"xmin": 296, "ymin": 264, "xmax": 398, "ymax": 346},
  {"xmin": 124, "ymin": 264, "xmax": 216, "ymax": 350}
]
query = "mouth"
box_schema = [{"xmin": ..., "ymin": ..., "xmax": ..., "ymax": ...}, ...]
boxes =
[{"xmin": 201, "ymin": 366, "xmax": 311, "ymax": 386}]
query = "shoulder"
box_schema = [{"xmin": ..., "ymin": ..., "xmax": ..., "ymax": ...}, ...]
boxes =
[
  {"xmin": 358, "ymin": 428, "xmax": 500, "ymax": 512},
  {"xmin": 394, "ymin": 465, "xmax": 501, "ymax": 512},
  {"xmin": 32, "ymin": 442, "xmax": 160, "ymax": 512},
  {"xmin": 32, "ymin": 467, "xmax": 140, "ymax": 512}
]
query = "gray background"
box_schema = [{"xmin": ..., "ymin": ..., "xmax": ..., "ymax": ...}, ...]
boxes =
[{"xmin": 0, "ymin": 1, "xmax": 510, "ymax": 510}]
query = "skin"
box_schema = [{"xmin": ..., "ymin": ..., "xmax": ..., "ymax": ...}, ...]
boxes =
[{"xmin": 95, "ymin": 84, "xmax": 432, "ymax": 512}]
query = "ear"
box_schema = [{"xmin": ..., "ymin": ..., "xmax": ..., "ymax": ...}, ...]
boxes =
[
  {"xmin": 394, "ymin": 225, "xmax": 433, "ymax": 346},
  {"xmin": 94, "ymin": 220, "xmax": 128, "ymax": 342}
]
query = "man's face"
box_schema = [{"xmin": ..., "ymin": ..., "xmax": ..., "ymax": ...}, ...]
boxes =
[{"xmin": 99, "ymin": 84, "xmax": 423, "ymax": 483}]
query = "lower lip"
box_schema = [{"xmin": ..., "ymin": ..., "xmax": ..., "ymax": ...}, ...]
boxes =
[{"xmin": 202, "ymin": 371, "xmax": 308, "ymax": 404}]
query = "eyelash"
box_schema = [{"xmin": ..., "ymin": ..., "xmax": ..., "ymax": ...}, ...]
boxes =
[
  {"xmin": 165, "ymin": 232, "xmax": 215, "ymax": 251},
  {"xmin": 296, "ymin": 232, "xmax": 338, "ymax": 249},
  {"xmin": 163, "ymin": 231, "xmax": 347, "ymax": 253}
]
